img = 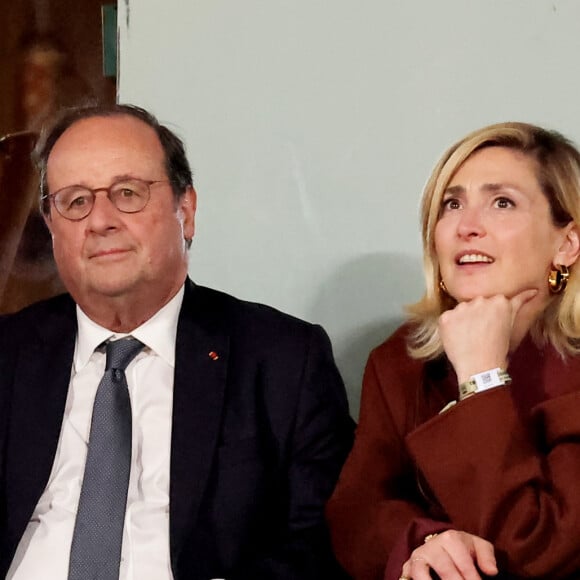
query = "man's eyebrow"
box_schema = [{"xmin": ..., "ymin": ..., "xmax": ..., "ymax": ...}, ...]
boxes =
[
  {"xmin": 111, "ymin": 173, "xmax": 138, "ymax": 182},
  {"xmin": 56, "ymin": 174, "xmax": 139, "ymax": 189}
]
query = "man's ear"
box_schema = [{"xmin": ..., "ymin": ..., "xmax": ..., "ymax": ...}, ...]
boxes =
[
  {"xmin": 555, "ymin": 222, "xmax": 580, "ymax": 267},
  {"xmin": 42, "ymin": 210, "xmax": 53, "ymax": 236},
  {"xmin": 180, "ymin": 185, "xmax": 196, "ymax": 242}
]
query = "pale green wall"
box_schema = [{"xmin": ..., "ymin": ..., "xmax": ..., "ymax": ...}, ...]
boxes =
[{"xmin": 118, "ymin": 0, "xmax": 580, "ymax": 416}]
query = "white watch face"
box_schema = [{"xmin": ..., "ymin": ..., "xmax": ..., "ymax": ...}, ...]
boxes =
[
  {"xmin": 472, "ymin": 368, "xmax": 504, "ymax": 391},
  {"xmin": 460, "ymin": 368, "xmax": 510, "ymax": 401}
]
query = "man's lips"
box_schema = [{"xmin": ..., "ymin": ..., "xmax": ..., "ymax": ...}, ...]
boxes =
[{"xmin": 88, "ymin": 248, "xmax": 131, "ymax": 259}]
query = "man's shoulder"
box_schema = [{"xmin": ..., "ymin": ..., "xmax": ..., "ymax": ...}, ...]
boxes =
[
  {"xmin": 1, "ymin": 292, "xmax": 74, "ymax": 319},
  {"xmin": 190, "ymin": 283, "xmax": 316, "ymax": 331},
  {"xmin": 181, "ymin": 284, "xmax": 332, "ymax": 358},
  {"xmin": 0, "ymin": 293, "xmax": 76, "ymax": 339}
]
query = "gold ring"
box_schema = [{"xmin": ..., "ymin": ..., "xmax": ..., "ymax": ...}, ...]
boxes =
[{"xmin": 399, "ymin": 577, "xmax": 411, "ymax": 580}]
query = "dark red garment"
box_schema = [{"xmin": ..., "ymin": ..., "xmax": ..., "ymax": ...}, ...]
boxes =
[{"xmin": 327, "ymin": 323, "xmax": 580, "ymax": 579}]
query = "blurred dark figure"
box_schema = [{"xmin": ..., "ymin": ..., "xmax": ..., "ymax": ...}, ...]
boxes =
[
  {"xmin": 0, "ymin": 32, "xmax": 95, "ymax": 313},
  {"xmin": 16, "ymin": 33, "xmax": 93, "ymax": 132},
  {"xmin": 0, "ymin": 131, "xmax": 64, "ymax": 313}
]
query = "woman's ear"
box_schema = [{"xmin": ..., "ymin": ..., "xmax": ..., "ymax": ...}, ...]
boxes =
[{"xmin": 555, "ymin": 223, "xmax": 580, "ymax": 267}]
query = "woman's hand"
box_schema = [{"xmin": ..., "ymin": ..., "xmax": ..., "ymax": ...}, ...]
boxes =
[
  {"xmin": 400, "ymin": 530, "xmax": 497, "ymax": 580},
  {"xmin": 438, "ymin": 289, "xmax": 537, "ymax": 383}
]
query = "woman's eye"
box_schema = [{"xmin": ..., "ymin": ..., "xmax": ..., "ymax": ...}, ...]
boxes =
[
  {"xmin": 494, "ymin": 197, "xmax": 514, "ymax": 209},
  {"xmin": 441, "ymin": 198, "xmax": 461, "ymax": 211}
]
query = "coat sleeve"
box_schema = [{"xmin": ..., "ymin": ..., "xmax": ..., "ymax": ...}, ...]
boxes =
[
  {"xmin": 230, "ymin": 324, "xmax": 356, "ymax": 580},
  {"xmin": 407, "ymin": 385, "xmax": 580, "ymax": 578},
  {"xmin": 326, "ymin": 338, "xmax": 450, "ymax": 580}
]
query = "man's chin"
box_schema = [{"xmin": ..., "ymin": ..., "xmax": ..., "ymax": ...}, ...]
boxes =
[{"xmin": 71, "ymin": 276, "xmax": 141, "ymax": 302}]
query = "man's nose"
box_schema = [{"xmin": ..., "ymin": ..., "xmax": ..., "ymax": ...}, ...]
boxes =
[{"xmin": 85, "ymin": 190, "xmax": 123, "ymax": 232}]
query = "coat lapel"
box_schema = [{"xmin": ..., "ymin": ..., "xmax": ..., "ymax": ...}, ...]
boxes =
[{"xmin": 169, "ymin": 280, "xmax": 229, "ymax": 565}]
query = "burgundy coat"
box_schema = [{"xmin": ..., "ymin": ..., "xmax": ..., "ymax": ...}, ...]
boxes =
[{"xmin": 326, "ymin": 323, "xmax": 580, "ymax": 580}]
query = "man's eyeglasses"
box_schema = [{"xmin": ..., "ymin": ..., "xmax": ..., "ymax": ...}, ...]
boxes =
[{"xmin": 42, "ymin": 178, "xmax": 170, "ymax": 221}]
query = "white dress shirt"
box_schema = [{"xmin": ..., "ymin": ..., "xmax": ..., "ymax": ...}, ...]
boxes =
[{"xmin": 7, "ymin": 287, "xmax": 184, "ymax": 580}]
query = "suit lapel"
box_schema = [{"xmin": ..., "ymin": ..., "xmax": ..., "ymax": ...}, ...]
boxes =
[
  {"xmin": 4, "ymin": 284, "xmax": 230, "ymax": 567},
  {"xmin": 5, "ymin": 296, "xmax": 76, "ymax": 546},
  {"xmin": 169, "ymin": 280, "xmax": 229, "ymax": 565}
]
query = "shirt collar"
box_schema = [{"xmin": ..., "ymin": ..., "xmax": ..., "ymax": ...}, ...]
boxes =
[{"xmin": 74, "ymin": 285, "xmax": 185, "ymax": 371}]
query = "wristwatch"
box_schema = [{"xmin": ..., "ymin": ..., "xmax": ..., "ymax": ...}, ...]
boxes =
[{"xmin": 458, "ymin": 367, "xmax": 511, "ymax": 400}]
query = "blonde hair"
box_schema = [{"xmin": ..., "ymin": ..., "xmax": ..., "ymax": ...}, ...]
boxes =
[{"xmin": 407, "ymin": 122, "xmax": 580, "ymax": 359}]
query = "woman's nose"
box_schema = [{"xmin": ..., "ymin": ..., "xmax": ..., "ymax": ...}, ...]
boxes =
[{"xmin": 456, "ymin": 206, "xmax": 486, "ymax": 238}]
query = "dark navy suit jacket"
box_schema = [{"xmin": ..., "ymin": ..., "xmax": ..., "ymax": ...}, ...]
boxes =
[{"xmin": 0, "ymin": 279, "xmax": 354, "ymax": 579}]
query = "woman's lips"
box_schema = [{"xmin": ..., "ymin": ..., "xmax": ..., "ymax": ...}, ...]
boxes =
[{"xmin": 455, "ymin": 251, "xmax": 494, "ymax": 265}]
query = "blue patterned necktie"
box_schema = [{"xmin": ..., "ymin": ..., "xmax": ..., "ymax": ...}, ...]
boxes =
[{"xmin": 68, "ymin": 337, "xmax": 144, "ymax": 580}]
